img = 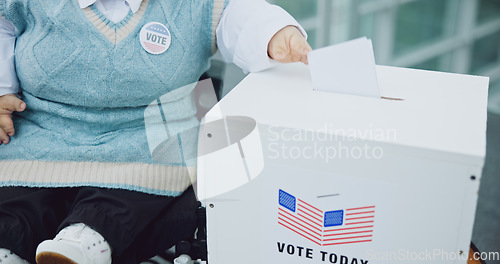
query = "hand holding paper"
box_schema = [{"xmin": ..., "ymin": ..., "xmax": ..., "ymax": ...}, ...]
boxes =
[
  {"xmin": 268, "ymin": 26, "xmax": 312, "ymax": 65},
  {"xmin": 308, "ymin": 37, "xmax": 381, "ymax": 98}
]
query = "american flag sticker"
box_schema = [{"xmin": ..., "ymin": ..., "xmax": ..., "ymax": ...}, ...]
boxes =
[
  {"xmin": 277, "ymin": 189, "xmax": 375, "ymax": 246},
  {"xmin": 140, "ymin": 22, "xmax": 172, "ymax": 55},
  {"xmin": 279, "ymin": 189, "xmax": 296, "ymax": 212}
]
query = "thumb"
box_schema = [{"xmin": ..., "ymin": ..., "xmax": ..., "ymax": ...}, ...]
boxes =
[{"xmin": 0, "ymin": 94, "xmax": 26, "ymax": 113}]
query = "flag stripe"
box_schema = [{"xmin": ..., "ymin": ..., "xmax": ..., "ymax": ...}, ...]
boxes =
[
  {"xmin": 297, "ymin": 213, "xmax": 323, "ymax": 228},
  {"xmin": 300, "ymin": 204, "xmax": 323, "ymax": 218},
  {"xmin": 144, "ymin": 42, "xmax": 165, "ymax": 52},
  {"xmin": 278, "ymin": 211, "xmax": 322, "ymax": 237},
  {"xmin": 346, "ymin": 206, "xmax": 375, "ymax": 211},
  {"xmin": 278, "ymin": 216, "xmax": 321, "ymax": 240},
  {"xmin": 297, "ymin": 208, "xmax": 323, "ymax": 223},
  {"xmin": 345, "ymin": 215, "xmax": 374, "ymax": 221},
  {"xmin": 323, "ymin": 225, "xmax": 374, "ymax": 232},
  {"xmin": 346, "ymin": 210, "xmax": 375, "ymax": 216},
  {"xmin": 278, "ymin": 222, "xmax": 322, "ymax": 246},
  {"xmin": 346, "ymin": 220, "xmax": 374, "ymax": 225},
  {"xmin": 296, "ymin": 212, "xmax": 323, "ymax": 228},
  {"xmin": 323, "ymin": 240, "xmax": 372, "ymax": 246},
  {"xmin": 278, "ymin": 217, "xmax": 321, "ymax": 241},
  {"xmin": 279, "ymin": 208, "xmax": 322, "ymax": 232},
  {"xmin": 323, "ymin": 235, "xmax": 373, "ymax": 242},
  {"xmin": 323, "ymin": 230, "xmax": 373, "ymax": 237},
  {"xmin": 298, "ymin": 199, "xmax": 322, "ymax": 213}
]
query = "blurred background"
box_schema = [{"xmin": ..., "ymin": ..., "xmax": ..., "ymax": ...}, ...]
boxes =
[
  {"xmin": 271, "ymin": 0, "xmax": 500, "ymax": 115},
  {"xmin": 215, "ymin": 0, "xmax": 500, "ymax": 114},
  {"xmin": 210, "ymin": 0, "xmax": 500, "ymax": 259}
]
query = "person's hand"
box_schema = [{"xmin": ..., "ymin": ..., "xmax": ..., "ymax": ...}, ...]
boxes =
[
  {"xmin": 0, "ymin": 94, "xmax": 26, "ymax": 145},
  {"xmin": 268, "ymin": 25, "xmax": 312, "ymax": 65}
]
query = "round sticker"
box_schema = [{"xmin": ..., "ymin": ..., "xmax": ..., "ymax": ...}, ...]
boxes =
[{"xmin": 140, "ymin": 22, "xmax": 171, "ymax": 55}]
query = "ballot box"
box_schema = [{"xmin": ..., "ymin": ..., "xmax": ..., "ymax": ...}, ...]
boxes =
[{"xmin": 196, "ymin": 63, "xmax": 489, "ymax": 264}]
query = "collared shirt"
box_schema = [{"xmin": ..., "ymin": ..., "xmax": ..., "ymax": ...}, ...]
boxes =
[
  {"xmin": 79, "ymin": 0, "xmax": 142, "ymax": 23},
  {"xmin": 79, "ymin": 0, "xmax": 141, "ymax": 12},
  {"xmin": 0, "ymin": 0, "xmax": 305, "ymax": 96}
]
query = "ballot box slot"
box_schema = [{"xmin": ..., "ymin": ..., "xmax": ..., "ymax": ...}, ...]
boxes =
[
  {"xmin": 381, "ymin": 96, "xmax": 404, "ymax": 101},
  {"xmin": 316, "ymin": 193, "xmax": 340, "ymax": 198}
]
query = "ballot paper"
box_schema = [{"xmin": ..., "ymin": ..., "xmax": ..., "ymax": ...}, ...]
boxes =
[{"xmin": 308, "ymin": 37, "xmax": 381, "ymax": 98}]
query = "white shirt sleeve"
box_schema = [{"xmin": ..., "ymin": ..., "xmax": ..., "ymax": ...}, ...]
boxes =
[
  {"xmin": 216, "ymin": 0, "xmax": 307, "ymax": 73},
  {"xmin": 0, "ymin": 17, "xmax": 18, "ymax": 97}
]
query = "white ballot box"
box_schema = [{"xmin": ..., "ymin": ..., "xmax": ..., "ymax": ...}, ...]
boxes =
[{"xmin": 197, "ymin": 63, "xmax": 489, "ymax": 264}]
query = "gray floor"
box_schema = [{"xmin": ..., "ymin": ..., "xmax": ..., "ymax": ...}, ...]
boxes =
[{"xmin": 472, "ymin": 112, "xmax": 500, "ymax": 263}]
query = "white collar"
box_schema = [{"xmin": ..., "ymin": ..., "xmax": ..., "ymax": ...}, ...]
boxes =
[{"xmin": 78, "ymin": 0, "xmax": 142, "ymax": 13}]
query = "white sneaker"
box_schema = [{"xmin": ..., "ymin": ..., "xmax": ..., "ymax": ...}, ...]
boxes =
[
  {"xmin": 35, "ymin": 223, "xmax": 112, "ymax": 264},
  {"xmin": 0, "ymin": 248, "xmax": 29, "ymax": 264}
]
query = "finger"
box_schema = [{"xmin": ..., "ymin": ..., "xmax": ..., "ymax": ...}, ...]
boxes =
[
  {"xmin": 0, "ymin": 95, "xmax": 26, "ymax": 114},
  {"xmin": 290, "ymin": 34, "xmax": 312, "ymax": 65},
  {"xmin": 268, "ymin": 42, "xmax": 289, "ymax": 62},
  {"xmin": 0, "ymin": 115, "xmax": 15, "ymax": 137},
  {"xmin": 0, "ymin": 127, "xmax": 9, "ymax": 145},
  {"xmin": 289, "ymin": 53, "xmax": 302, "ymax": 63},
  {"xmin": 301, "ymin": 42, "xmax": 312, "ymax": 65},
  {"xmin": 271, "ymin": 45, "xmax": 296, "ymax": 64}
]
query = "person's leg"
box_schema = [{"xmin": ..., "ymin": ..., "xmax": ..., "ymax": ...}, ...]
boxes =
[
  {"xmin": 53, "ymin": 186, "xmax": 197, "ymax": 264},
  {"xmin": 0, "ymin": 187, "xmax": 75, "ymax": 263},
  {"xmin": 115, "ymin": 186, "xmax": 198, "ymax": 263}
]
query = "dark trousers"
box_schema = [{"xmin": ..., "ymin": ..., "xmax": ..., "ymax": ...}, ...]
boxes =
[{"xmin": 0, "ymin": 186, "xmax": 198, "ymax": 264}]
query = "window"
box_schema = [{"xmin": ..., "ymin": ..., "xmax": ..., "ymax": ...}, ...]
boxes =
[{"xmin": 393, "ymin": 0, "xmax": 449, "ymax": 56}]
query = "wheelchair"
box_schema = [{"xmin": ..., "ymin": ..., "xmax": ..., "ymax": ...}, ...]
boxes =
[{"xmin": 142, "ymin": 68, "xmax": 225, "ymax": 264}]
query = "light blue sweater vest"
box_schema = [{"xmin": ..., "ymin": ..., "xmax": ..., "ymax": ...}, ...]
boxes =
[{"xmin": 0, "ymin": 0, "xmax": 225, "ymax": 196}]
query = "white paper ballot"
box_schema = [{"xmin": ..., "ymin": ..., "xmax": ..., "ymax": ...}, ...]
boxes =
[{"xmin": 308, "ymin": 37, "xmax": 381, "ymax": 98}]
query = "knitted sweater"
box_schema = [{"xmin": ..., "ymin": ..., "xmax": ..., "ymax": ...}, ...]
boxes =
[{"xmin": 0, "ymin": 0, "xmax": 225, "ymax": 196}]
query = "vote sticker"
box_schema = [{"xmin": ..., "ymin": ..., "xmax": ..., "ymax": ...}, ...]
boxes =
[{"xmin": 140, "ymin": 22, "xmax": 171, "ymax": 55}]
